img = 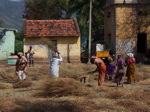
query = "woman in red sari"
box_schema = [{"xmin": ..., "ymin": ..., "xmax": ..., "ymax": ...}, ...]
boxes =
[{"xmin": 91, "ymin": 56, "xmax": 106, "ymax": 86}]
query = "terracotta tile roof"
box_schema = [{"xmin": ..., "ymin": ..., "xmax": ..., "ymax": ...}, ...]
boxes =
[{"xmin": 25, "ymin": 19, "xmax": 80, "ymax": 37}]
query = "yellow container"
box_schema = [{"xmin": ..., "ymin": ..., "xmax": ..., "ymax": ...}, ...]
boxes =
[{"xmin": 96, "ymin": 51, "xmax": 110, "ymax": 58}]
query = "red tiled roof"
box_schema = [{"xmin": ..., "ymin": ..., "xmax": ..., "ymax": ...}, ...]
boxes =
[{"xmin": 25, "ymin": 19, "xmax": 80, "ymax": 37}]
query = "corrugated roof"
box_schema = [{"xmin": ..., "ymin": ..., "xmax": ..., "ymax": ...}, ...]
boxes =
[
  {"xmin": 0, "ymin": 28, "xmax": 18, "ymax": 32},
  {"xmin": 25, "ymin": 19, "xmax": 80, "ymax": 37}
]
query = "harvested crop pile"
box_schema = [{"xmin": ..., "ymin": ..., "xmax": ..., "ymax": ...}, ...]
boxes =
[{"xmin": 36, "ymin": 78, "xmax": 92, "ymax": 97}]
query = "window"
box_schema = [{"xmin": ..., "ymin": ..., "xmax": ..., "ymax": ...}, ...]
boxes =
[
  {"xmin": 107, "ymin": 12, "xmax": 111, "ymax": 18},
  {"xmin": 137, "ymin": 33, "xmax": 147, "ymax": 53},
  {"xmin": 51, "ymin": 40, "xmax": 57, "ymax": 50}
]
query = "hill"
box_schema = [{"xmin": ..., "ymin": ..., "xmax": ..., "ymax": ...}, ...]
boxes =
[{"xmin": 0, "ymin": 0, "xmax": 24, "ymax": 30}]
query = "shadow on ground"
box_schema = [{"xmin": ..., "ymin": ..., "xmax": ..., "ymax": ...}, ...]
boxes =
[{"xmin": 12, "ymin": 100, "xmax": 84, "ymax": 112}]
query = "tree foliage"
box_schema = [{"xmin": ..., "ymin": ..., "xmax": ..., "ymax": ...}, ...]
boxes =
[
  {"xmin": 15, "ymin": 30, "xmax": 24, "ymax": 54},
  {"xmin": 15, "ymin": 39, "xmax": 23, "ymax": 54},
  {"xmin": 68, "ymin": 0, "xmax": 106, "ymax": 41},
  {"xmin": 15, "ymin": 30, "xmax": 24, "ymax": 41},
  {"xmin": 24, "ymin": 0, "xmax": 106, "ymax": 46},
  {"xmin": 0, "ymin": 20, "xmax": 3, "ymax": 27},
  {"xmin": 24, "ymin": 0, "xmax": 69, "ymax": 19}
]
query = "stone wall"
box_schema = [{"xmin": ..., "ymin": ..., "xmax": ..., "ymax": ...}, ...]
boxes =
[
  {"xmin": 115, "ymin": 4, "xmax": 150, "ymax": 55},
  {"xmin": 104, "ymin": 3, "xmax": 150, "ymax": 56}
]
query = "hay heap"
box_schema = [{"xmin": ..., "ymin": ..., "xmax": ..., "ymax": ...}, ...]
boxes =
[
  {"xmin": 36, "ymin": 78, "xmax": 91, "ymax": 97},
  {"xmin": 13, "ymin": 80, "xmax": 32, "ymax": 88}
]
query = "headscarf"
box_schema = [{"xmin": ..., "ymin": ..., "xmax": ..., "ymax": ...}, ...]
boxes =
[
  {"xmin": 127, "ymin": 53, "xmax": 134, "ymax": 58},
  {"xmin": 17, "ymin": 52, "xmax": 23, "ymax": 57}
]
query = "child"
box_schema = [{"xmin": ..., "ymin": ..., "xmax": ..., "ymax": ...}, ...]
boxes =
[{"xmin": 115, "ymin": 54, "xmax": 125, "ymax": 87}]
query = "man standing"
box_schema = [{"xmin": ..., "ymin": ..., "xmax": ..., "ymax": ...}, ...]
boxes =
[
  {"xmin": 28, "ymin": 46, "xmax": 35, "ymax": 67},
  {"xmin": 50, "ymin": 50, "xmax": 63, "ymax": 77}
]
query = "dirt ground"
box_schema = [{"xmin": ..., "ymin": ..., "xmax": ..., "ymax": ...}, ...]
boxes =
[{"xmin": 0, "ymin": 62, "xmax": 150, "ymax": 112}]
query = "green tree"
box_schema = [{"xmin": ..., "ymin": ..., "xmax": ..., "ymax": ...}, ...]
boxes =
[
  {"xmin": 15, "ymin": 30, "xmax": 24, "ymax": 41},
  {"xmin": 24, "ymin": 0, "xmax": 106, "ymax": 46},
  {"xmin": 15, "ymin": 30, "xmax": 24, "ymax": 54},
  {"xmin": 24, "ymin": 0, "xmax": 69, "ymax": 19},
  {"xmin": 68, "ymin": 0, "xmax": 106, "ymax": 42},
  {"xmin": 0, "ymin": 20, "xmax": 3, "ymax": 27},
  {"xmin": 15, "ymin": 40, "xmax": 23, "ymax": 54}
]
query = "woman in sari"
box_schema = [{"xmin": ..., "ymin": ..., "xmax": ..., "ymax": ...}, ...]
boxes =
[
  {"xmin": 126, "ymin": 53, "xmax": 136, "ymax": 84},
  {"xmin": 91, "ymin": 56, "xmax": 106, "ymax": 86},
  {"xmin": 106, "ymin": 56, "xmax": 116, "ymax": 80},
  {"xmin": 115, "ymin": 54, "xmax": 125, "ymax": 86}
]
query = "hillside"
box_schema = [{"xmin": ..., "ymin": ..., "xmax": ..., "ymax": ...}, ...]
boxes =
[{"xmin": 0, "ymin": 0, "xmax": 24, "ymax": 30}]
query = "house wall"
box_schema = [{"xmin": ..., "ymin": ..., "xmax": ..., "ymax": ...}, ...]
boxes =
[
  {"xmin": 115, "ymin": 4, "xmax": 150, "ymax": 55},
  {"xmin": 115, "ymin": 5, "xmax": 137, "ymax": 55},
  {"xmin": 104, "ymin": 5, "xmax": 116, "ymax": 53},
  {"xmin": 24, "ymin": 36, "xmax": 81, "ymax": 63},
  {"xmin": 0, "ymin": 31, "xmax": 15, "ymax": 60},
  {"xmin": 104, "ymin": 3, "xmax": 150, "ymax": 55}
]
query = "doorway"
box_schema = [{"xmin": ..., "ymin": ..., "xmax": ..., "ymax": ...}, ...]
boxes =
[
  {"xmin": 137, "ymin": 33, "xmax": 147, "ymax": 53},
  {"xmin": 48, "ymin": 40, "xmax": 57, "ymax": 59}
]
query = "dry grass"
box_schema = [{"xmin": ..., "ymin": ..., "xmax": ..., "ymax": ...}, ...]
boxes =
[
  {"xmin": 136, "ymin": 73, "xmax": 150, "ymax": 81},
  {"xmin": 13, "ymin": 99, "xmax": 84, "ymax": 112},
  {"xmin": 126, "ymin": 92, "xmax": 150, "ymax": 104},
  {"xmin": 60, "ymin": 63, "xmax": 95, "ymax": 80},
  {"xmin": 0, "ymin": 68, "xmax": 17, "ymax": 82},
  {"xmin": 13, "ymin": 80, "xmax": 32, "ymax": 88},
  {"xmin": 0, "ymin": 62, "xmax": 149, "ymax": 112},
  {"xmin": 136, "ymin": 64, "xmax": 150, "ymax": 81},
  {"xmin": 138, "ymin": 79, "xmax": 150, "ymax": 85},
  {"xmin": 105, "ymin": 89, "xmax": 128, "ymax": 99},
  {"xmin": 35, "ymin": 78, "xmax": 92, "ymax": 97},
  {"xmin": 0, "ymin": 98, "xmax": 15, "ymax": 111},
  {"xmin": 116, "ymin": 99, "xmax": 150, "ymax": 112},
  {"xmin": 0, "ymin": 83, "xmax": 12, "ymax": 89}
]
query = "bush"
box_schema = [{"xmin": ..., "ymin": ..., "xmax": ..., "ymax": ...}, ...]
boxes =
[{"xmin": 15, "ymin": 40, "xmax": 23, "ymax": 54}]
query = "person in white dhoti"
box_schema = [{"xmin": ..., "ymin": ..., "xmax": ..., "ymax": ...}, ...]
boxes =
[{"xmin": 50, "ymin": 51, "xmax": 63, "ymax": 77}]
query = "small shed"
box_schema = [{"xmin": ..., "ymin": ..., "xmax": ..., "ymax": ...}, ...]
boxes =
[
  {"xmin": 24, "ymin": 19, "xmax": 81, "ymax": 63},
  {"xmin": 0, "ymin": 28, "xmax": 17, "ymax": 60}
]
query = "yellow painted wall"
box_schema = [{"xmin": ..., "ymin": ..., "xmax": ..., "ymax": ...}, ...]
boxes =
[{"xmin": 24, "ymin": 36, "xmax": 81, "ymax": 62}]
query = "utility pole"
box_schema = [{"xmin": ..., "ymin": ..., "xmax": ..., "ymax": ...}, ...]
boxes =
[{"xmin": 88, "ymin": 0, "xmax": 92, "ymax": 63}]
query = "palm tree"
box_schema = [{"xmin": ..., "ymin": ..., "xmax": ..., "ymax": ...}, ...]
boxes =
[{"xmin": 68, "ymin": 0, "xmax": 106, "ymax": 42}]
